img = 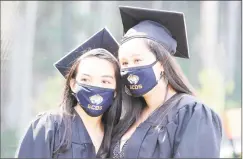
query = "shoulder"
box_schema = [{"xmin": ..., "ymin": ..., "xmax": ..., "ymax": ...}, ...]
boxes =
[
  {"xmin": 172, "ymin": 94, "xmax": 222, "ymax": 132},
  {"xmin": 176, "ymin": 94, "xmax": 220, "ymax": 119},
  {"xmin": 30, "ymin": 110, "xmax": 63, "ymax": 131}
]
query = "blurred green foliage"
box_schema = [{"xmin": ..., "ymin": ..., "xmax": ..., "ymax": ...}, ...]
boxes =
[
  {"xmin": 196, "ymin": 68, "xmax": 240, "ymax": 114},
  {"xmin": 1, "ymin": 129, "xmax": 18, "ymax": 158},
  {"xmin": 196, "ymin": 68, "xmax": 225, "ymax": 114},
  {"xmin": 34, "ymin": 74, "xmax": 65, "ymax": 113}
]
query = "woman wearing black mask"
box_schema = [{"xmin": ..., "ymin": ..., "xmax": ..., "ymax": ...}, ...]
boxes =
[
  {"xmin": 110, "ymin": 6, "xmax": 222, "ymax": 158},
  {"xmin": 16, "ymin": 28, "xmax": 122, "ymax": 158}
]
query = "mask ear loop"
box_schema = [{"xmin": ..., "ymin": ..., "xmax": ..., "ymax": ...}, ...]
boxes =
[{"xmin": 158, "ymin": 71, "xmax": 168, "ymax": 85}]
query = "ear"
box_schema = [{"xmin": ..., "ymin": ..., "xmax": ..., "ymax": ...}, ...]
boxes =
[
  {"xmin": 70, "ymin": 78, "xmax": 76, "ymax": 93},
  {"xmin": 154, "ymin": 61, "xmax": 164, "ymax": 81}
]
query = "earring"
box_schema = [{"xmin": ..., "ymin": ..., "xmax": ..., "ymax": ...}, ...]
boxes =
[
  {"xmin": 159, "ymin": 71, "xmax": 164, "ymax": 79},
  {"xmin": 161, "ymin": 71, "xmax": 168, "ymax": 85}
]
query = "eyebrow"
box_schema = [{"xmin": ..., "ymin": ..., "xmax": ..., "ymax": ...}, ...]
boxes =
[
  {"xmin": 80, "ymin": 73, "xmax": 114, "ymax": 79},
  {"xmin": 81, "ymin": 73, "xmax": 90, "ymax": 77},
  {"xmin": 131, "ymin": 53, "xmax": 142, "ymax": 57},
  {"xmin": 120, "ymin": 53, "xmax": 142, "ymax": 60},
  {"xmin": 101, "ymin": 75, "xmax": 114, "ymax": 79}
]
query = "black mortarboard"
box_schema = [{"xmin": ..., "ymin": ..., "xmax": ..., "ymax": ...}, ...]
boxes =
[
  {"xmin": 54, "ymin": 27, "xmax": 119, "ymax": 78},
  {"xmin": 119, "ymin": 6, "xmax": 189, "ymax": 59}
]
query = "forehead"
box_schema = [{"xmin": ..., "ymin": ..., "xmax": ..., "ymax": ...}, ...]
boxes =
[
  {"xmin": 76, "ymin": 56, "xmax": 115, "ymax": 77},
  {"xmin": 118, "ymin": 38, "xmax": 153, "ymax": 59}
]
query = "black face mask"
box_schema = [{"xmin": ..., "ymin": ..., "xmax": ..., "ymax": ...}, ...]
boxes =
[
  {"xmin": 121, "ymin": 61, "xmax": 163, "ymax": 97},
  {"xmin": 73, "ymin": 82, "xmax": 115, "ymax": 117}
]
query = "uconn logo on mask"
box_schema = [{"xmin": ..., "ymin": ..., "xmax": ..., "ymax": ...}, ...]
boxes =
[
  {"xmin": 127, "ymin": 74, "xmax": 143, "ymax": 90},
  {"xmin": 88, "ymin": 94, "xmax": 103, "ymax": 110}
]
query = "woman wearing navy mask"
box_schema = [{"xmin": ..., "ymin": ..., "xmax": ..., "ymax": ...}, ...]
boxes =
[
  {"xmin": 16, "ymin": 28, "xmax": 122, "ymax": 158},
  {"xmin": 110, "ymin": 6, "xmax": 222, "ymax": 158}
]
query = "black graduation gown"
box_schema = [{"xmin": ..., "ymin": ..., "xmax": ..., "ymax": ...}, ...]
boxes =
[
  {"xmin": 110, "ymin": 94, "xmax": 222, "ymax": 158},
  {"xmin": 15, "ymin": 111, "xmax": 96, "ymax": 158}
]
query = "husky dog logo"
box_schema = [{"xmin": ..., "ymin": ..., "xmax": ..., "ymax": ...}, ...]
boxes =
[
  {"xmin": 89, "ymin": 94, "xmax": 103, "ymax": 105},
  {"xmin": 127, "ymin": 74, "xmax": 139, "ymax": 84}
]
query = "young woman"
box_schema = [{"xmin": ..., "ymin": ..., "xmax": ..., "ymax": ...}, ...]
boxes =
[
  {"xmin": 15, "ymin": 28, "xmax": 122, "ymax": 158},
  {"xmin": 110, "ymin": 6, "xmax": 222, "ymax": 158}
]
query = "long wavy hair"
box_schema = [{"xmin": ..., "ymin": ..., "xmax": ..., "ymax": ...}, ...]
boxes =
[
  {"xmin": 111, "ymin": 39, "xmax": 196, "ymax": 144},
  {"xmin": 55, "ymin": 48, "xmax": 122, "ymax": 158}
]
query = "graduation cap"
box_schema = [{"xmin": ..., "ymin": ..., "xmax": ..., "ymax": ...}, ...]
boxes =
[
  {"xmin": 119, "ymin": 6, "xmax": 189, "ymax": 59},
  {"xmin": 54, "ymin": 27, "xmax": 119, "ymax": 78}
]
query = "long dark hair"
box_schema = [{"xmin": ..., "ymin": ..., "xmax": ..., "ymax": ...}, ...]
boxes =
[
  {"xmin": 111, "ymin": 39, "xmax": 196, "ymax": 143},
  {"xmin": 55, "ymin": 48, "xmax": 122, "ymax": 158}
]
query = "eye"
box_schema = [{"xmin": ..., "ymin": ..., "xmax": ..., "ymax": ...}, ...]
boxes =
[
  {"xmin": 80, "ymin": 78, "xmax": 89, "ymax": 82},
  {"xmin": 134, "ymin": 59, "xmax": 142, "ymax": 64},
  {"xmin": 121, "ymin": 61, "xmax": 128, "ymax": 66},
  {"xmin": 102, "ymin": 80, "xmax": 111, "ymax": 84}
]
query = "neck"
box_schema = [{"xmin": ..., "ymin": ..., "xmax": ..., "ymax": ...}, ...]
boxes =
[
  {"xmin": 143, "ymin": 81, "xmax": 176, "ymax": 111},
  {"xmin": 74, "ymin": 105, "xmax": 103, "ymax": 130}
]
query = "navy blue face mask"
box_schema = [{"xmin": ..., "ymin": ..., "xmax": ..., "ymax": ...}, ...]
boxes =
[
  {"xmin": 72, "ymin": 82, "xmax": 115, "ymax": 117},
  {"xmin": 121, "ymin": 61, "xmax": 163, "ymax": 97}
]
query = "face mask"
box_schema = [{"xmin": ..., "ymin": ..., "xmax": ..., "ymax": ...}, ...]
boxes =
[
  {"xmin": 72, "ymin": 82, "xmax": 115, "ymax": 117},
  {"xmin": 121, "ymin": 61, "xmax": 163, "ymax": 97}
]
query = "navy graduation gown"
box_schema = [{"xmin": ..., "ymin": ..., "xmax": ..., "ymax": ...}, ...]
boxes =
[
  {"xmin": 110, "ymin": 94, "xmax": 222, "ymax": 158},
  {"xmin": 15, "ymin": 111, "xmax": 96, "ymax": 158}
]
